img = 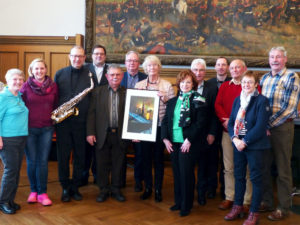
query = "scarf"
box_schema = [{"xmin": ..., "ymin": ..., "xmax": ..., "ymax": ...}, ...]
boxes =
[
  {"xmin": 27, "ymin": 76, "xmax": 55, "ymax": 95},
  {"xmin": 178, "ymin": 91, "xmax": 205, "ymax": 127},
  {"xmin": 233, "ymin": 89, "xmax": 257, "ymax": 136}
]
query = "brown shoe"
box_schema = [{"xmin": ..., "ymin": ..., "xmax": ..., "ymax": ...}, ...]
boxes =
[
  {"xmin": 259, "ymin": 202, "xmax": 274, "ymax": 212},
  {"xmin": 224, "ymin": 205, "xmax": 244, "ymax": 220},
  {"xmin": 218, "ymin": 200, "xmax": 233, "ymax": 210},
  {"xmin": 243, "ymin": 212, "xmax": 259, "ymax": 225},
  {"xmin": 267, "ymin": 209, "xmax": 288, "ymax": 221},
  {"xmin": 243, "ymin": 204, "xmax": 250, "ymax": 214}
]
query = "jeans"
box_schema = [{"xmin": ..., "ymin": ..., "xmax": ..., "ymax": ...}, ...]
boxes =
[
  {"xmin": 25, "ymin": 126, "xmax": 54, "ymax": 194},
  {"xmin": 0, "ymin": 136, "xmax": 27, "ymax": 203},
  {"xmin": 234, "ymin": 147, "xmax": 265, "ymax": 212}
]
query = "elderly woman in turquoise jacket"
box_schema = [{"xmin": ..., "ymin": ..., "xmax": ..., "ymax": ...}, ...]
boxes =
[
  {"xmin": 225, "ymin": 71, "xmax": 271, "ymax": 225},
  {"xmin": 0, "ymin": 69, "xmax": 28, "ymax": 214}
]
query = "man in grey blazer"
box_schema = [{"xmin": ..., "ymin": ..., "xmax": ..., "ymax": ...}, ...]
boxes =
[{"xmin": 86, "ymin": 64, "xmax": 128, "ymax": 202}]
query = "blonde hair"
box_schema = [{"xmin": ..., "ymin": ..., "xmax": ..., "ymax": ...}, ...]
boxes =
[
  {"xmin": 142, "ymin": 55, "xmax": 162, "ymax": 75},
  {"xmin": 28, "ymin": 58, "xmax": 47, "ymax": 77}
]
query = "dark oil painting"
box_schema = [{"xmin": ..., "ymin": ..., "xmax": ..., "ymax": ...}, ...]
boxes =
[
  {"xmin": 94, "ymin": 0, "xmax": 299, "ymax": 58},
  {"xmin": 127, "ymin": 96, "xmax": 154, "ymax": 134}
]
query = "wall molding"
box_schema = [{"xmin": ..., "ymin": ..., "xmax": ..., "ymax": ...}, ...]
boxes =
[{"xmin": 0, "ymin": 36, "xmax": 76, "ymax": 45}]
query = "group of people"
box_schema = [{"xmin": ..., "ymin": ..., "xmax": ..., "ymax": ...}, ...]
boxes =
[{"xmin": 0, "ymin": 45, "xmax": 299, "ymax": 225}]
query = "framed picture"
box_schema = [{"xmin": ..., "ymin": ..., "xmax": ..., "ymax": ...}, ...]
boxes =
[
  {"xmin": 122, "ymin": 89, "xmax": 160, "ymax": 142},
  {"xmin": 85, "ymin": 0, "xmax": 299, "ymax": 68}
]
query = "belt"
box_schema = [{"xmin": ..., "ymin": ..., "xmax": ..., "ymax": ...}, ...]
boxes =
[
  {"xmin": 107, "ymin": 127, "xmax": 118, "ymax": 133},
  {"xmin": 285, "ymin": 118, "xmax": 294, "ymax": 123}
]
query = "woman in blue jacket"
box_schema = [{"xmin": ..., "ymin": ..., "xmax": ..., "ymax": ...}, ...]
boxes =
[{"xmin": 225, "ymin": 71, "xmax": 271, "ymax": 225}]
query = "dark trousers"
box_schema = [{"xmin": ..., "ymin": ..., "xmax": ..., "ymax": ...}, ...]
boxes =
[
  {"xmin": 0, "ymin": 136, "xmax": 27, "ymax": 203},
  {"xmin": 141, "ymin": 127, "xmax": 164, "ymax": 191},
  {"xmin": 96, "ymin": 132, "xmax": 126, "ymax": 194},
  {"xmin": 82, "ymin": 143, "xmax": 97, "ymax": 183},
  {"xmin": 234, "ymin": 147, "xmax": 265, "ymax": 212},
  {"xmin": 196, "ymin": 143, "xmax": 219, "ymax": 197},
  {"xmin": 261, "ymin": 121, "xmax": 294, "ymax": 212},
  {"xmin": 134, "ymin": 142, "xmax": 143, "ymax": 183},
  {"xmin": 171, "ymin": 143, "xmax": 195, "ymax": 212},
  {"xmin": 56, "ymin": 120, "xmax": 86, "ymax": 190}
]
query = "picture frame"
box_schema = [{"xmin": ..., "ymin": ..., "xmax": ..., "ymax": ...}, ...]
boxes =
[
  {"xmin": 122, "ymin": 89, "xmax": 160, "ymax": 142},
  {"xmin": 85, "ymin": 0, "xmax": 300, "ymax": 68}
]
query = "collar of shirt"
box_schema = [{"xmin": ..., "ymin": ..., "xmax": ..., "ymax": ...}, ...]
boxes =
[
  {"xmin": 270, "ymin": 67, "xmax": 287, "ymax": 77},
  {"xmin": 108, "ymin": 85, "xmax": 120, "ymax": 93},
  {"xmin": 197, "ymin": 81, "xmax": 204, "ymax": 95},
  {"xmin": 229, "ymin": 79, "xmax": 241, "ymax": 85}
]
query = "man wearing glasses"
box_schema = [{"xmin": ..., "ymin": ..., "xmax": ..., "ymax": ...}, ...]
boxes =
[
  {"xmin": 80, "ymin": 45, "xmax": 109, "ymax": 187},
  {"xmin": 54, "ymin": 46, "xmax": 92, "ymax": 202},
  {"xmin": 89, "ymin": 45, "xmax": 109, "ymax": 86},
  {"xmin": 120, "ymin": 51, "xmax": 147, "ymax": 192}
]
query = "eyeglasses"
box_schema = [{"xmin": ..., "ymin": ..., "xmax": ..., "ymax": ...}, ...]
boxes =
[
  {"xmin": 241, "ymin": 81, "xmax": 255, "ymax": 85},
  {"xmin": 70, "ymin": 55, "xmax": 85, "ymax": 59},
  {"xmin": 126, "ymin": 59, "xmax": 139, "ymax": 63},
  {"xmin": 93, "ymin": 53, "xmax": 105, "ymax": 56}
]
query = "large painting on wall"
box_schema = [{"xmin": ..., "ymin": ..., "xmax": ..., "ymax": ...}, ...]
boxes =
[{"xmin": 87, "ymin": 0, "xmax": 300, "ymax": 66}]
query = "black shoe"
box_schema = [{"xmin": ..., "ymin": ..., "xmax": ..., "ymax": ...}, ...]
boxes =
[
  {"xmin": 0, "ymin": 203, "xmax": 16, "ymax": 214},
  {"xmin": 9, "ymin": 201, "xmax": 20, "ymax": 211},
  {"xmin": 180, "ymin": 210, "xmax": 190, "ymax": 217},
  {"xmin": 207, "ymin": 190, "xmax": 216, "ymax": 199},
  {"xmin": 96, "ymin": 192, "xmax": 109, "ymax": 202},
  {"xmin": 170, "ymin": 204, "xmax": 181, "ymax": 211},
  {"xmin": 78, "ymin": 179, "xmax": 88, "ymax": 187},
  {"xmin": 198, "ymin": 195, "xmax": 206, "ymax": 206},
  {"xmin": 61, "ymin": 189, "xmax": 71, "ymax": 202},
  {"xmin": 111, "ymin": 192, "xmax": 125, "ymax": 202},
  {"xmin": 134, "ymin": 182, "xmax": 143, "ymax": 192},
  {"xmin": 155, "ymin": 190, "xmax": 162, "ymax": 202},
  {"xmin": 140, "ymin": 188, "xmax": 152, "ymax": 200},
  {"xmin": 71, "ymin": 189, "xmax": 83, "ymax": 201}
]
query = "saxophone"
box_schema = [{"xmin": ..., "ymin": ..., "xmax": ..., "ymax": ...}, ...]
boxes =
[{"xmin": 51, "ymin": 72, "xmax": 94, "ymax": 124}]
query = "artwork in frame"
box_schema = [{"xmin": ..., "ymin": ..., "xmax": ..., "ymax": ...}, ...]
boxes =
[
  {"xmin": 122, "ymin": 89, "xmax": 160, "ymax": 142},
  {"xmin": 86, "ymin": 0, "xmax": 300, "ymax": 67}
]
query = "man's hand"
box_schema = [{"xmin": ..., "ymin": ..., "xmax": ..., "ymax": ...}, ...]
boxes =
[
  {"xmin": 207, "ymin": 134, "xmax": 215, "ymax": 145},
  {"xmin": 87, "ymin": 135, "xmax": 96, "ymax": 146},
  {"xmin": 222, "ymin": 118, "xmax": 229, "ymax": 129}
]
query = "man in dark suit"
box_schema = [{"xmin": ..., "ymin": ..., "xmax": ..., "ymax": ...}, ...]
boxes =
[
  {"xmin": 120, "ymin": 51, "xmax": 147, "ymax": 192},
  {"xmin": 81, "ymin": 45, "xmax": 109, "ymax": 186},
  {"xmin": 88, "ymin": 44, "xmax": 108, "ymax": 86},
  {"xmin": 54, "ymin": 46, "xmax": 92, "ymax": 202},
  {"xmin": 87, "ymin": 64, "xmax": 128, "ymax": 202},
  {"xmin": 207, "ymin": 57, "xmax": 231, "ymax": 200},
  {"xmin": 191, "ymin": 58, "xmax": 218, "ymax": 206}
]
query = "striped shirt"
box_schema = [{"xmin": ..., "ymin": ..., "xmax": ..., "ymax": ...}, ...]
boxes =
[{"xmin": 260, "ymin": 68, "xmax": 300, "ymax": 128}]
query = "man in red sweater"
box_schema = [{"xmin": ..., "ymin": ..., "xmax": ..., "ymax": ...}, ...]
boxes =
[{"xmin": 215, "ymin": 59, "xmax": 252, "ymax": 211}]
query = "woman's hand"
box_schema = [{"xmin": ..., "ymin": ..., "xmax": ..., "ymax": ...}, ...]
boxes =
[
  {"xmin": 233, "ymin": 137, "xmax": 246, "ymax": 151},
  {"xmin": 163, "ymin": 138, "xmax": 173, "ymax": 153},
  {"xmin": 0, "ymin": 137, "xmax": 3, "ymax": 150},
  {"xmin": 132, "ymin": 139, "xmax": 141, "ymax": 143},
  {"xmin": 86, "ymin": 135, "xmax": 96, "ymax": 146},
  {"xmin": 158, "ymin": 91, "xmax": 167, "ymax": 103},
  {"xmin": 181, "ymin": 138, "xmax": 191, "ymax": 153},
  {"xmin": 266, "ymin": 130, "xmax": 271, "ymax": 136}
]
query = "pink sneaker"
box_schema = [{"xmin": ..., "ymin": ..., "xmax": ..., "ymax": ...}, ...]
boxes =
[
  {"xmin": 37, "ymin": 193, "xmax": 52, "ymax": 206},
  {"xmin": 27, "ymin": 192, "xmax": 37, "ymax": 203}
]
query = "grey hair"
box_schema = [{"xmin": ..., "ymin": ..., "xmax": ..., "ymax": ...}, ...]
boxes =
[
  {"xmin": 191, "ymin": 58, "xmax": 206, "ymax": 70},
  {"xmin": 142, "ymin": 55, "xmax": 162, "ymax": 74},
  {"xmin": 5, "ymin": 68, "xmax": 25, "ymax": 82},
  {"xmin": 107, "ymin": 64, "xmax": 122, "ymax": 73},
  {"xmin": 125, "ymin": 50, "xmax": 140, "ymax": 60},
  {"xmin": 70, "ymin": 45, "xmax": 85, "ymax": 54},
  {"xmin": 269, "ymin": 46, "xmax": 287, "ymax": 57}
]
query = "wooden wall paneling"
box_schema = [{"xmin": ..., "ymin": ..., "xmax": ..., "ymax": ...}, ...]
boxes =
[
  {"xmin": 24, "ymin": 52, "xmax": 45, "ymax": 78},
  {"xmin": 0, "ymin": 52, "xmax": 19, "ymax": 82},
  {"xmin": 50, "ymin": 53, "xmax": 70, "ymax": 80}
]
